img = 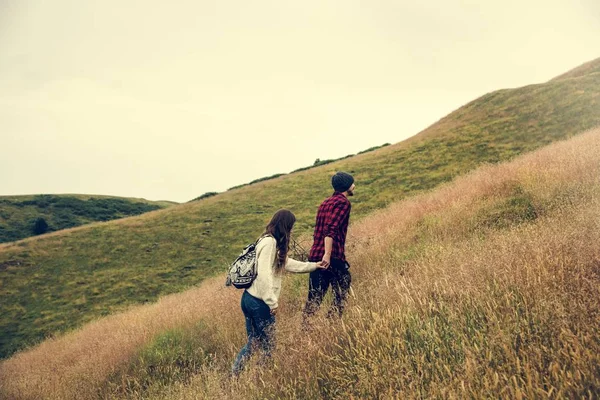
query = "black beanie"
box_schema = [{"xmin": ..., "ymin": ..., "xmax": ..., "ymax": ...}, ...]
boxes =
[{"xmin": 332, "ymin": 172, "xmax": 354, "ymax": 193}]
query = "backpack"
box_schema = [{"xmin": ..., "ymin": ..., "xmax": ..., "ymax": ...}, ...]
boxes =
[{"xmin": 225, "ymin": 236, "xmax": 268, "ymax": 289}]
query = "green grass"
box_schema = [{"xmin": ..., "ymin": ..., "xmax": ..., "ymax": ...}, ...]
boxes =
[
  {"xmin": 0, "ymin": 194, "xmax": 175, "ymax": 243},
  {"xmin": 102, "ymin": 321, "xmax": 219, "ymax": 397},
  {"xmin": 0, "ymin": 59, "xmax": 599, "ymax": 360}
]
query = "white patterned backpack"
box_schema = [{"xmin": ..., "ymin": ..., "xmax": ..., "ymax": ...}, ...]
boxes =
[{"xmin": 225, "ymin": 236, "xmax": 268, "ymax": 289}]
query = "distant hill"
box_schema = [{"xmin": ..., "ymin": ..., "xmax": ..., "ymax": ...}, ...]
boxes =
[
  {"xmin": 0, "ymin": 194, "xmax": 177, "ymax": 243},
  {"xmin": 550, "ymin": 56, "xmax": 600, "ymax": 81},
  {"xmin": 0, "ymin": 57, "xmax": 599, "ymax": 359}
]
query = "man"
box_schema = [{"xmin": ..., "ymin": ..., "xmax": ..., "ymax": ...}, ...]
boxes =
[{"xmin": 303, "ymin": 171, "xmax": 355, "ymax": 319}]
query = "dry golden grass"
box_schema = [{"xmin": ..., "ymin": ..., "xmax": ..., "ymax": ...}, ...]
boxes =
[
  {"xmin": 0, "ymin": 275, "xmax": 243, "ymax": 399},
  {"xmin": 1, "ymin": 128, "xmax": 599, "ymax": 399}
]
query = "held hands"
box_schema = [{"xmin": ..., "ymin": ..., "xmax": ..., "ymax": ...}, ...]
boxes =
[
  {"xmin": 316, "ymin": 261, "xmax": 329, "ymax": 270},
  {"xmin": 270, "ymin": 307, "xmax": 278, "ymax": 316},
  {"xmin": 318, "ymin": 253, "xmax": 331, "ymax": 269}
]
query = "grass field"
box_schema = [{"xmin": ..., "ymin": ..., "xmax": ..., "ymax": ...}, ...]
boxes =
[
  {"xmin": 1, "ymin": 127, "xmax": 598, "ymax": 399},
  {"xmin": 0, "ymin": 58, "xmax": 599, "ymax": 361}
]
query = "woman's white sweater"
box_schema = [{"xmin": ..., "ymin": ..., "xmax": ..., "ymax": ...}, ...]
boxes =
[{"xmin": 246, "ymin": 236, "xmax": 317, "ymax": 310}]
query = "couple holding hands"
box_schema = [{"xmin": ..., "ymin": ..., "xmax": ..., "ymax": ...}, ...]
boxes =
[{"xmin": 232, "ymin": 171, "xmax": 356, "ymax": 375}]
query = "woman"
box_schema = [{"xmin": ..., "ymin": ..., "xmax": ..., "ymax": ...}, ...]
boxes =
[{"xmin": 232, "ymin": 209, "xmax": 326, "ymax": 375}]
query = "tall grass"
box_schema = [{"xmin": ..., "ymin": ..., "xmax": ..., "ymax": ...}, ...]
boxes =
[{"xmin": 1, "ymin": 128, "xmax": 599, "ymax": 399}]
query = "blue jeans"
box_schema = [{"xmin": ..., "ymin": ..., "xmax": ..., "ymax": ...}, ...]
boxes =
[{"xmin": 232, "ymin": 290, "xmax": 276, "ymax": 375}]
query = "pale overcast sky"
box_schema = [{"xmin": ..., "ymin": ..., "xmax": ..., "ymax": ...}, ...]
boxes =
[{"xmin": 1, "ymin": 1, "xmax": 599, "ymax": 202}]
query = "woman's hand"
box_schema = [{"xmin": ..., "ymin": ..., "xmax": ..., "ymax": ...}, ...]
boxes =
[{"xmin": 270, "ymin": 307, "xmax": 278, "ymax": 316}]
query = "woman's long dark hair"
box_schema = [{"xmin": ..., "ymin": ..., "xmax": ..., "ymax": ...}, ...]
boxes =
[{"xmin": 264, "ymin": 209, "xmax": 296, "ymax": 270}]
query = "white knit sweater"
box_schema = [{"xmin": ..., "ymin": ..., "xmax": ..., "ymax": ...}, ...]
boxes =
[{"xmin": 246, "ymin": 236, "xmax": 317, "ymax": 310}]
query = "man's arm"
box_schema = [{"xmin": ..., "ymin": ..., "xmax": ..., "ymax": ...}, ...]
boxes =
[
  {"xmin": 322, "ymin": 200, "xmax": 350, "ymax": 266},
  {"xmin": 322, "ymin": 236, "xmax": 333, "ymax": 267}
]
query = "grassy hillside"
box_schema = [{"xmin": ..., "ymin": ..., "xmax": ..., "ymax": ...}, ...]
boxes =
[
  {"xmin": 1, "ymin": 127, "xmax": 598, "ymax": 399},
  {"xmin": 0, "ymin": 194, "xmax": 176, "ymax": 244},
  {"xmin": 0, "ymin": 58, "xmax": 599, "ymax": 360},
  {"xmin": 550, "ymin": 56, "xmax": 600, "ymax": 81}
]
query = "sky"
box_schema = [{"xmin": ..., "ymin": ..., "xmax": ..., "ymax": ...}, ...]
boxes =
[{"xmin": 1, "ymin": 1, "xmax": 599, "ymax": 203}]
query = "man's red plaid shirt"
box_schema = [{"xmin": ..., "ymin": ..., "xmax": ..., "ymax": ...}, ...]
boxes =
[{"xmin": 309, "ymin": 192, "xmax": 351, "ymax": 262}]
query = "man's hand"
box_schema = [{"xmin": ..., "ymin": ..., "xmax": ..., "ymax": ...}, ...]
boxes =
[
  {"xmin": 321, "ymin": 253, "xmax": 331, "ymax": 268},
  {"xmin": 270, "ymin": 307, "xmax": 278, "ymax": 316}
]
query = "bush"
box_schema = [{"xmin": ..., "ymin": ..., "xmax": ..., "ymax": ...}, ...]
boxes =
[
  {"xmin": 32, "ymin": 218, "xmax": 48, "ymax": 235},
  {"xmin": 228, "ymin": 173, "xmax": 287, "ymax": 191},
  {"xmin": 248, "ymin": 173, "xmax": 286, "ymax": 185},
  {"xmin": 191, "ymin": 192, "xmax": 220, "ymax": 202},
  {"xmin": 357, "ymin": 143, "xmax": 391, "ymax": 154}
]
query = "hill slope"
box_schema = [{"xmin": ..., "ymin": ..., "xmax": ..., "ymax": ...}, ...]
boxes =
[
  {"xmin": 0, "ymin": 58, "xmax": 599, "ymax": 359},
  {"xmin": 0, "ymin": 194, "xmax": 176, "ymax": 244},
  {"xmin": 550, "ymin": 56, "xmax": 600, "ymax": 82},
  {"xmin": 1, "ymin": 127, "xmax": 598, "ymax": 399}
]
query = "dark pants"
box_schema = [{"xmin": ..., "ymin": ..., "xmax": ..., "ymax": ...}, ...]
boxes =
[
  {"xmin": 304, "ymin": 258, "xmax": 352, "ymax": 318},
  {"xmin": 232, "ymin": 290, "xmax": 275, "ymax": 375}
]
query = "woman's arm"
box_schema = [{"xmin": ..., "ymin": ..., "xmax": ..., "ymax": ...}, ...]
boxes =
[{"xmin": 285, "ymin": 257, "xmax": 318, "ymax": 273}]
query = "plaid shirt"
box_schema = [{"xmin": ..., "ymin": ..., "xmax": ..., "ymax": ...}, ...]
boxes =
[{"xmin": 309, "ymin": 192, "xmax": 352, "ymax": 262}]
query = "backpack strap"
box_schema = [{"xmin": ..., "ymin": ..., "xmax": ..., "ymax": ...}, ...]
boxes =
[{"xmin": 256, "ymin": 233, "xmax": 273, "ymax": 245}]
